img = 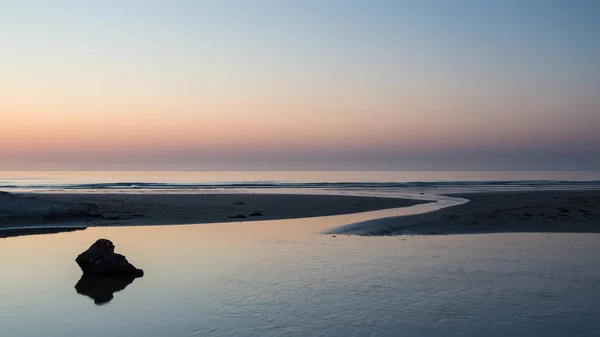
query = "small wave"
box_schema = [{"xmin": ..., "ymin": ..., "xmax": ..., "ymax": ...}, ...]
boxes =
[{"xmin": 1, "ymin": 180, "xmax": 600, "ymax": 190}]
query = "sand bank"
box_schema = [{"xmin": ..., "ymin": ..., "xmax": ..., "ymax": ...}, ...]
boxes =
[
  {"xmin": 330, "ymin": 190, "xmax": 600, "ymax": 235},
  {"xmin": 0, "ymin": 192, "xmax": 427, "ymax": 232},
  {"xmin": 4, "ymin": 190, "xmax": 599, "ymax": 238}
]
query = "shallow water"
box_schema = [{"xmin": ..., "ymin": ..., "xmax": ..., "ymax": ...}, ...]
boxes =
[{"xmin": 1, "ymin": 209, "xmax": 599, "ymax": 337}]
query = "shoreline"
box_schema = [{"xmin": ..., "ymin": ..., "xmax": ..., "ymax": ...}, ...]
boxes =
[
  {"xmin": 0, "ymin": 226, "xmax": 87, "ymax": 238},
  {"xmin": 329, "ymin": 190, "xmax": 600, "ymax": 236},
  {"xmin": 0, "ymin": 192, "xmax": 429, "ymax": 237},
  {"xmin": 2, "ymin": 189, "xmax": 600, "ymax": 239}
]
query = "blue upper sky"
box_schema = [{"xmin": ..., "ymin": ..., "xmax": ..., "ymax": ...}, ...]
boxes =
[{"xmin": 1, "ymin": 0, "xmax": 598, "ymax": 170}]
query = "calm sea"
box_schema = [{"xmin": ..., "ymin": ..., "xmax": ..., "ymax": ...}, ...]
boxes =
[{"xmin": 1, "ymin": 170, "xmax": 600, "ymax": 193}]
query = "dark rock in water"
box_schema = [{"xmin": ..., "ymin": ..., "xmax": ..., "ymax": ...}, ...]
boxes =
[
  {"xmin": 228, "ymin": 214, "xmax": 246, "ymax": 219},
  {"xmin": 249, "ymin": 212, "xmax": 263, "ymax": 217},
  {"xmin": 75, "ymin": 239, "xmax": 143, "ymax": 277},
  {"xmin": 234, "ymin": 202, "xmax": 244, "ymax": 205},
  {"xmin": 75, "ymin": 274, "xmax": 139, "ymax": 305}
]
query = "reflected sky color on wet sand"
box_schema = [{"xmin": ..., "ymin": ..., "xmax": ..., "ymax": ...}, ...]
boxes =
[{"xmin": 1, "ymin": 214, "xmax": 599, "ymax": 337}]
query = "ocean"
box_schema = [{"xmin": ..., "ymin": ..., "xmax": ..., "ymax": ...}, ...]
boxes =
[{"xmin": 1, "ymin": 170, "xmax": 600, "ymax": 193}]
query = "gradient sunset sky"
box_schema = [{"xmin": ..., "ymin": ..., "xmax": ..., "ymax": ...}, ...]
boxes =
[{"xmin": 1, "ymin": 0, "xmax": 599, "ymax": 170}]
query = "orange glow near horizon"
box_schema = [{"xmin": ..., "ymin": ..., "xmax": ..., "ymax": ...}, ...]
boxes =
[{"xmin": 1, "ymin": 1, "xmax": 598, "ymax": 170}]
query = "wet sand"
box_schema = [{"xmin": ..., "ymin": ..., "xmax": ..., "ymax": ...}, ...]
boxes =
[
  {"xmin": 0, "ymin": 192, "xmax": 426, "ymax": 232},
  {"xmin": 4, "ymin": 190, "xmax": 600, "ymax": 238},
  {"xmin": 2, "ymin": 194, "xmax": 599, "ymax": 336},
  {"xmin": 330, "ymin": 190, "xmax": 600, "ymax": 235}
]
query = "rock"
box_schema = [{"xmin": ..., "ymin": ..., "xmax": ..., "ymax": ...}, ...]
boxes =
[
  {"xmin": 249, "ymin": 212, "xmax": 263, "ymax": 217},
  {"xmin": 228, "ymin": 214, "xmax": 246, "ymax": 219},
  {"xmin": 75, "ymin": 239, "xmax": 143, "ymax": 277}
]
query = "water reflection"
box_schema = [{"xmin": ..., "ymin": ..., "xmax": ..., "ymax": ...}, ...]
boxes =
[
  {"xmin": 75, "ymin": 274, "xmax": 142, "ymax": 305},
  {"xmin": 2, "ymin": 208, "xmax": 599, "ymax": 337}
]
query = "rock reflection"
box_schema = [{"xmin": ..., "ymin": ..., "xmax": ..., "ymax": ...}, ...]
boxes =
[{"xmin": 75, "ymin": 274, "xmax": 142, "ymax": 305}]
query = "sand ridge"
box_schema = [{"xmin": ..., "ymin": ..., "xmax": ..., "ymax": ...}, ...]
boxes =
[
  {"xmin": 330, "ymin": 190, "xmax": 600, "ymax": 235},
  {"xmin": 0, "ymin": 192, "xmax": 427, "ymax": 231}
]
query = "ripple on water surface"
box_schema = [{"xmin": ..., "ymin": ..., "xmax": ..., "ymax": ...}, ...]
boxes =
[{"xmin": 1, "ymin": 208, "xmax": 599, "ymax": 337}]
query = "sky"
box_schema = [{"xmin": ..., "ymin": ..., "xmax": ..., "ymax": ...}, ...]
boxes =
[{"xmin": 1, "ymin": 0, "xmax": 599, "ymax": 170}]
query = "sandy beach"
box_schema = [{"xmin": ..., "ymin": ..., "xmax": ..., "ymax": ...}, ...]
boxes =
[
  {"xmin": 0, "ymin": 192, "xmax": 426, "ymax": 231},
  {"xmin": 2, "ymin": 189, "xmax": 600, "ymax": 337},
  {"xmin": 2, "ymin": 190, "xmax": 600, "ymax": 238},
  {"xmin": 331, "ymin": 190, "xmax": 600, "ymax": 236}
]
